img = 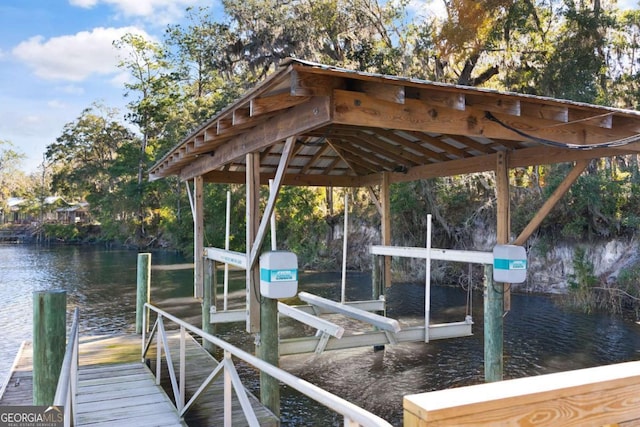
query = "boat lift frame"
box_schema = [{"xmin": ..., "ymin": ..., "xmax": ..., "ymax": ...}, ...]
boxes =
[{"xmin": 204, "ymin": 212, "xmax": 492, "ymax": 355}]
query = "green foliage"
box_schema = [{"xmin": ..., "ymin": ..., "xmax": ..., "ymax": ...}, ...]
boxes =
[
  {"xmin": 274, "ymin": 186, "xmax": 330, "ymax": 268},
  {"xmin": 42, "ymin": 224, "xmax": 81, "ymax": 242},
  {"xmin": 0, "ymin": 140, "xmax": 28, "ymax": 216},
  {"xmin": 539, "ymin": 161, "xmax": 639, "ymax": 241},
  {"xmin": 14, "ymin": 0, "xmax": 640, "ymax": 310},
  {"xmin": 615, "ymin": 263, "xmax": 640, "ymax": 316},
  {"xmin": 566, "ymin": 246, "xmax": 599, "ymax": 313}
]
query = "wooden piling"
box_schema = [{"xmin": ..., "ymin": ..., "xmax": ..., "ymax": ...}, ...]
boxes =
[
  {"xmin": 372, "ymin": 255, "xmax": 386, "ymax": 352},
  {"xmin": 372, "ymin": 255, "xmax": 383, "ymax": 300},
  {"xmin": 33, "ymin": 290, "xmax": 66, "ymax": 405},
  {"xmin": 484, "ymin": 266, "xmax": 503, "ymax": 382},
  {"xmin": 136, "ymin": 253, "xmax": 151, "ymax": 334},
  {"xmin": 203, "ymin": 258, "xmax": 216, "ymax": 354},
  {"xmin": 259, "ymin": 297, "xmax": 280, "ymax": 417}
]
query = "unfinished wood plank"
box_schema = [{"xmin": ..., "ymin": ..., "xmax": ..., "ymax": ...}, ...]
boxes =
[
  {"xmin": 404, "ymin": 361, "xmax": 640, "ymax": 426},
  {"xmin": 180, "ymin": 95, "xmax": 331, "ymax": 180}
]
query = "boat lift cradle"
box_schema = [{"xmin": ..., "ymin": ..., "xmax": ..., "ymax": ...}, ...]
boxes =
[{"xmin": 205, "ymin": 213, "xmax": 492, "ymax": 356}]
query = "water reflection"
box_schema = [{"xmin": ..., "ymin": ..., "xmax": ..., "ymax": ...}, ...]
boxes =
[{"xmin": 1, "ymin": 246, "xmax": 640, "ymax": 426}]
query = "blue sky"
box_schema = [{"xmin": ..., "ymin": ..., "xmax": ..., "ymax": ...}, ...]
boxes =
[
  {"xmin": 1, "ymin": 0, "xmax": 639, "ymax": 174},
  {"xmin": 0, "ymin": 0, "xmax": 215, "ymax": 173}
]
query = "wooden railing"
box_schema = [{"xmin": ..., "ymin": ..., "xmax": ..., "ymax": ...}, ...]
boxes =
[
  {"xmin": 143, "ymin": 303, "xmax": 392, "ymax": 427},
  {"xmin": 54, "ymin": 308, "xmax": 80, "ymax": 427},
  {"xmin": 404, "ymin": 360, "xmax": 640, "ymax": 426}
]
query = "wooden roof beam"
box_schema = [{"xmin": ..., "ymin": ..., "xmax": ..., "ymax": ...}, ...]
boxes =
[
  {"xmin": 290, "ymin": 68, "xmax": 346, "ymax": 96},
  {"xmin": 466, "ymin": 93, "xmax": 521, "ymax": 116},
  {"xmin": 408, "ymin": 131, "xmax": 469, "ymax": 159},
  {"xmin": 406, "ymin": 87, "xmax": 466, "ymax": 111},
  {"xmin": 346, "ymin": 132, "xmax": 422, "ymax": 166},
  {"xmin": 217, "ymin": 117, "xmax": 232, "ymax": 133},
  {"xmin": 521, "ymin": 102, "xmax": 568, "ymax": 123},
  {"xmin": 375, "ymin": 129, "xmax": 450, "ymax": 162},
  {"xmin": 332, "ymin": 139, "xmax": 397, "ymax": 171},
  {"xmin": 444, "ymin": 135, "xmax": 494, "ymax": 154},
  {"xmin": 233, "ymin": 106, "xmax": 251, "ymax": 125},
  {"xmin": 300, "ymin": 143, "xmax": 329, "ymax": 174},
  {"xmin": 352, "ymin": 80, "xmax": 405, "ymax": 104},
  {"xmin": 178, "ymin": 95, "xmax": 331, "ymax": 181},
  {"xmin": 569, "ymin": 110, "xmax": 613, "ymax": 129},
  {"xmin": 333, "ymin": 89, "xmax": 638, "ymax": 145},
  {"xmin": 383, "ymin": 145, "xmax": 629, "ymax": 185},
  {"xmin": 202, "ymin": 170, "xmax": 367, "ymax": 187},
  {"xmin": 513, "ymin": 159, "xmax": 590, "ymax": 246},
  {"xmin": 326, "ymin": 139, "xmax": 375, "ymax": 175},
  {"xmin": 250, "ymin": 93, "xmax": 310, "ymax": 116},
  {"xmin": 321, "ymin": 156, "xmax": 343, "ymax": 175}
]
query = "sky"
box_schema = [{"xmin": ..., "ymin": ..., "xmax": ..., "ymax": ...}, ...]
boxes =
[
  {"xmin": 0, "ymin": 0, "xmax": 215, "ymax": 174},
  {"xmin": 1, "ymin": 0, "xmax": 639, "ymax": 174}
]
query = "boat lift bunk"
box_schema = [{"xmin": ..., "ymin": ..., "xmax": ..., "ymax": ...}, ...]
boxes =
[{"xmin": 205, "ymin": 195, "xmax": 493, "ymax": 355}]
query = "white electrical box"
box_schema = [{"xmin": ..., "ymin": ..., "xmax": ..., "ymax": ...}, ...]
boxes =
[
  {"xmin": 493, "ymin": 244, "xmax": 527, "ymax": 283},
  {"xmin": 260, "ymin": 251, "xmax": 298, "ymax": 299}
]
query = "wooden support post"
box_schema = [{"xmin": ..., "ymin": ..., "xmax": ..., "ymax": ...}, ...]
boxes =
[
  {"xmin": 194, "ymin": 176, "xmax": 204, "ymax": 299},
  {"xmin": 496, "ymin": 151, "xmax": 511, "ymax": 311},
  {"xmin": 381, "ymin": 171, "xmax": 392, "ymax": 287},
  {"xmin": 484, "ymin": 150, "xmax": 509, "ymax": 383},
  {"xmin": 254, "ymin": 138, "xmax": 296, "ymax": 415},
  {"xmin": 483, "ymin": 265, "xmax": 502, "ymax": 382},
  {"xmin": 246, "ymin": 152, "xmax": 261, "ymax": 333},
  {"xmin": 259, "ymin": 297, "xmax": 280, "ymax": 416},
  {"xmin": 372, "ymin": 255, "xmax": 382, "ymax": 300},
  {"xmin": 33, "ymin": 290, "xmax": 66, "ymax": 405},
  {"xmin": 203, "ymin": 258, "xmax": 217, "ymax": 354},
  {"xmin": 371, "ymin": 254, "xmax": 386, "ymax": 352},
  {"xmin": 136, "ymin": 252, "xmax": 151, "ymax": 334}
]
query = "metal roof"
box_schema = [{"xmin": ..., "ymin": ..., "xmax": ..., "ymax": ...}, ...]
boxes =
[{"xmin": 149, "ymin": 59, "xmax": 640, "ymax": 186}]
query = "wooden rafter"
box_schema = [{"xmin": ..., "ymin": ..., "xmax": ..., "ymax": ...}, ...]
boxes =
[{"xmin": 149, "ymin": 59, "xmax": 640, "ymax": 188}]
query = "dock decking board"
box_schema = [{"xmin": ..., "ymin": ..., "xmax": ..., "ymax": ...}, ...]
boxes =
[
  {"xmin": 76, "ymin": 362, "xmax": 185, "ymax": 427},
  {"xmin": 1, "ymin": 332, "xmax": 279, "ymax": 427},
  {"xmin": 0, "ymin": 342, "xmax": 33, "ymax": 405}
]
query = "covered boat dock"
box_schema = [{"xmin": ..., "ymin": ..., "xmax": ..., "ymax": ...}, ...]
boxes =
[{"xmin": 149, "ymin": 58, "xmax": 640, "ymax": 419}]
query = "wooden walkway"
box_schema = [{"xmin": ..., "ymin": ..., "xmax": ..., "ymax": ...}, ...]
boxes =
[
  {"xmin": 147, "ymin": 330, "xmax": 278, "ymax": 427},
  {"xmin": 77, "ymin": 362, "xmax": 185, "ymax": 427},
  {"xmin": 1, "ymin": 333, "xmax": 278, "ymax": 427},
  {"xmin": 0, "ymin": 342, "xmax": 33, "ymax": 405}
]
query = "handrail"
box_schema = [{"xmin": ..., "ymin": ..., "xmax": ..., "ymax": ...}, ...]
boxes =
[
  {"xmin": 54, "ymin": 307, "xmax": 80, "ymax": 427},
  {"xmin": 143, "ymin": 303, "xmax": 392, "ymax": 427}
]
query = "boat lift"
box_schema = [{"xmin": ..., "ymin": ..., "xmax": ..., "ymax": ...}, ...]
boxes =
[{"xmin": 204, "ymin": 189, "xmax": 494, "ymax": 355}]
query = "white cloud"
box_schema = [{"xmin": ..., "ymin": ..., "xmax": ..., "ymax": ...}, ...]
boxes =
[
  {"xmin": 69, "ymin": 0, "xmax": 204, "ymax": 21},
  {"xmin": 47, "ymin": 100, "xmax": 67, "ymax": 109},
  {"xmin": 618, "ymin": 0, "xmax": 640, "ymax": 10},
  {"xmin": 12, "ymin": 26, "xmax": 151, "ymax": 82},
  {"xmin": 58, "ymin": 84, "xmax": 86, "ymax": 95},
  {"xmin": 408, "ymin": 0, "xmax": 447, "ymax": 20},
  {"xmin": 69, "ymin": 0, "xmax": 98, "ymax": 7},
  {"xmin": 109, "ymin": 70, "xmax": 131, "ymax": 88}
]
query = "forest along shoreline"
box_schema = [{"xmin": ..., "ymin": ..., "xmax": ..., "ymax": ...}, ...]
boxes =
[{"xmin": 4, "ymin": 214, "xmax": 640, "ymax": 320}]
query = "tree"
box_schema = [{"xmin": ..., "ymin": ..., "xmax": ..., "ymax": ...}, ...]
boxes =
[
  {"xmin": 538, "ymin": 0, "xmax": 614, "ymax": 103},
  {"xmin": 114, "ymin": 33, "xmax": 180, "ymax": 239},
  {"xmin": 45, "ymin": 104, "xmax": 143, "ymax": 239},
  {"xmin": 0, "ymin": 140, "xmax": 27, "ymax": 222}
]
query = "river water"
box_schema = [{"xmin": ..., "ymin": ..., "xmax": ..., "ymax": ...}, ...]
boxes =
[{"xmin": 2, "ymin": 245, "xmax": 640, "ymax": 426}]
